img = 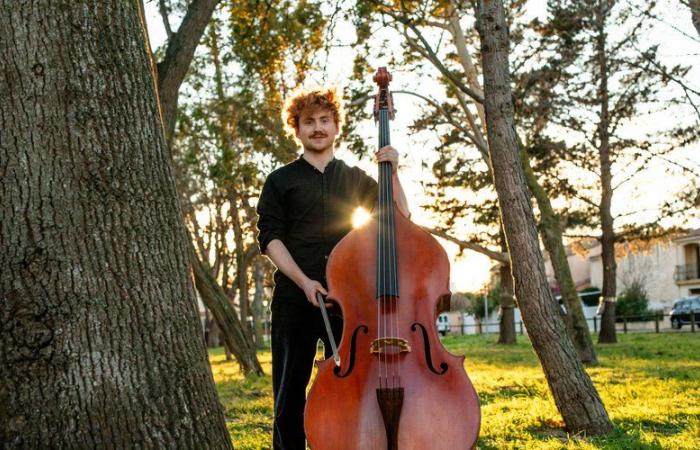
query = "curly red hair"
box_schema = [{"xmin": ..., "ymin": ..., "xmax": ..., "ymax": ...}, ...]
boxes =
[{"xmin": 283, "ymin": 88, "xmax": 343, "ymax": 136}]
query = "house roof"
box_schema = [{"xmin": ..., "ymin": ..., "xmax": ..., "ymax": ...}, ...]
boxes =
[{"xmin": 674, "ymin": 228, "xmax": 700, "ymax": 243}]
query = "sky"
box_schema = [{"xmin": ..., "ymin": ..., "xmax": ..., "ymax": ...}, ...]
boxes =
[{"xmin": 145, "ymin": 1, "xmax": 700, "ymax": 293}]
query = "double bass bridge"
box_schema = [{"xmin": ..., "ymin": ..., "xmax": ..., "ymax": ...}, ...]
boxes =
[{"xmin": 370, "ymin": 337, "xmax": 411, "ymax": 355}]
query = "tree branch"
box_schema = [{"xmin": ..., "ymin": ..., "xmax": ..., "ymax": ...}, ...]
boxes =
[
  {"xmin": 421, "ymin": 226, "xmax": 508, "ymax": 262},
  {"xmin": 379, "ymin": 8, "xmax": 484, "ymax": 103},
  {"xmin": 422, "ymin": 19, "xmax": 451, "ymax": 30},
  {"xmin": 692, "ymin": 0, "xmax": 700, "ymax": 37},
  {"xmin": 392, "ymin": 90, "xmax": 488, "ymax": 154},
  {"xmin": 157, "ymin": 0, "xmax": 220, "ymax": 143},
  {"xmin": 158, "ymin": 0, "xmax": 174, "ymax": 39}
]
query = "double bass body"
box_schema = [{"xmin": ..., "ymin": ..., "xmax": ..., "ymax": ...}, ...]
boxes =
[{"xmin": 304, "ymin": 209, "xmax": 480, "ymax": 449}]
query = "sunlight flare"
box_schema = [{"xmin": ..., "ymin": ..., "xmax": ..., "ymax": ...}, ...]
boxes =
[{"xmin": 352, "ymin": 207, "xmax": 371, "ymax": 228}]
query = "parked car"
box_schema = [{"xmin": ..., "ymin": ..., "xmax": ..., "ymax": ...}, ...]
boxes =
[
  {"xmin": 669, "ymin": 296, "xmax": 700, "ymax": 329},
  {"xmin": 436, "ymin": 313, "xmax": 450, "ymax": 336}
]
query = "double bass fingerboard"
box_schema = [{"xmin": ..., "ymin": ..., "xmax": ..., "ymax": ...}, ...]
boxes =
[{"xmin": 376, "ymin": 106, "xmax": 400, "ymax": 299}]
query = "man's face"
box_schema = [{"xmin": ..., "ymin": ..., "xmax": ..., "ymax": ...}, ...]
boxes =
[{"xmin": 295, "ymin": 108, "xmax": 339, "ymax": 153}]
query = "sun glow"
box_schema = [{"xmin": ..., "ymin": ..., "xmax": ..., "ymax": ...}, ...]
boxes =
[{"xmin": 352, "ymin": 207, "xmax": 372, "ymax": 228}]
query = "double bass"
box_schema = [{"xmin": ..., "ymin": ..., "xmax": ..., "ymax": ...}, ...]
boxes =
[{"xmin": 305, "ymin": 67, "xmax": 480, "ymax": 449}]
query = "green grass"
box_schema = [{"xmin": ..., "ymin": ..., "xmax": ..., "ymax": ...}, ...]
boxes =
[{"xmin": 209, "ymin": 333, "xmax": 700, "ymax": 449}]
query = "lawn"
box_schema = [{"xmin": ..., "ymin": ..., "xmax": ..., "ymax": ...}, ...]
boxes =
[{"xmin": 209, "ymin": 333, "xmax": 700, "ymax": 449}]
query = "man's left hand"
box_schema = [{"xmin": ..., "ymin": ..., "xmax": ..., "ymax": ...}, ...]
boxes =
[{"xmin": 375, "ymin": 145, "xmax": 399, "ymax": 174}]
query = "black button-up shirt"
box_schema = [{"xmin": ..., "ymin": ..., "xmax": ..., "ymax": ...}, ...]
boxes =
[{"xmin": 257, "ymin": 156, "xmax": 378, "ymax": 302}]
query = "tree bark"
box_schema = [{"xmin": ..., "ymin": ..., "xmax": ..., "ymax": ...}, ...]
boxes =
[
  {"xmin": 521, "ymin": 154, "xmax": 598, "ymax": 363},
  {"xmin": 231, "ymin": 201, "xmax": 254, "ymax": 338},
  {"xmin": 595, "ymin": 0, "xmax": 617, "ymax": 344},
  {"xmin": 0, "ymin": 2, "xmax": 232, "ymax": 447},
  {"xmin": 252, "ymin": 259, "xmax": 267, "ymax": 347},
  {"xmin": 691, "ymin": 0, "xmax": 700, "ymax": 37},
  {"xmin": 476, "ymin": 0, "xmax": 613, "ymax": 435},
  {"xmin": 497, "ymin": 231, "xmax": 517, "ymax": 344},
  {"xmin": 190, "ymin": 243, "xmax": 264, "ymax": 376},
  {"xmin": 156, "ymin": 0, "xmax": 220, "ymax": 144}
]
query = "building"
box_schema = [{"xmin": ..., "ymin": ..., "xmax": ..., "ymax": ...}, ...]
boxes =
[
  {"xmin": 540, "ymin": 229, "xmax": 700, "ymax": 312},
  {"xmin": 673, "ymin": 229, "xmax": 700, "ymax": 298},
  {"xmin": 588, "ymin": 240, "xmax": 677, "ymax": 310},
  {"xmin": 587, "ymin": 229, "xmax": 700, "ymax": 311}
]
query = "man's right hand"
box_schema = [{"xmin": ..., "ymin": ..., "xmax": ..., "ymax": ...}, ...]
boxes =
[
  {"xmin": 301, "ymin": 277, "xmax": 329, "ymax": 307},
  {"xmin": 264, "ymin": 240, "xmax": 333, "ymax": 308}
]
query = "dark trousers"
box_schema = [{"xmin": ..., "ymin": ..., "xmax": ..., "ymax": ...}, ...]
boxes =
[{"xmin": 271, "ymin": 299, "xmax": 342, "ymax": 450}]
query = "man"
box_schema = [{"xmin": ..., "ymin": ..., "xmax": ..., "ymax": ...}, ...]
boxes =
[{"xmin": 256, "ymin": 89, "xmax": 409, "ymax": 450}]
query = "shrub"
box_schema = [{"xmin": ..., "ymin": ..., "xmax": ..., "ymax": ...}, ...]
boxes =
[{"xmin": 616, "ymin": 281, "xmax": 650, "ymax": 318}]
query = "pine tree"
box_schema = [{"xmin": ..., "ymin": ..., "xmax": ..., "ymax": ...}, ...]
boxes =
[
  {"xmin": 531, "ymin": 0, "xmax": 700, "ymax": 343},
  {"xmin": 476, "ymin": 0, "xmax": 613, "ymax": 434}
]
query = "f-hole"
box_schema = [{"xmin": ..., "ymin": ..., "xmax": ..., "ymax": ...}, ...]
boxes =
[
  {"xmin": 411, "ymin": 322, "xmax": 448, "ymax": 375},
  {"xmin": 333, "ymin": 325, "xmax": 368, "ymax": 378}
]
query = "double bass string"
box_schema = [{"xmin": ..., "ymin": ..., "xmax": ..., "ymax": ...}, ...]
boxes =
[
  {"xmin": 388, "ymin": 110, "xmax": 401, "ymax": 389},
  {"xmin": 377, "ymin": 102, "xmax": 403, "ymax": 390},
  {"xmin": 380, "ymin": 112, "xmax": 388, "ymax": 390},
  {"xmin": 383, "ymin": 111, "xmax": 391, "ymax": 390},
  {"xmin": 389, "ymin": 161, "xmax": 400, "ymax": 389},
  {"xmin": 382, "ymin": 160, "xmax": 388, "ymax": 389},
  {"xmin": 378, "ymin": 109, "xmax": 386, "ymax": 390},
  {"xmin": 381, "ymin": 108, "xmax": 400, "ymax": 390},
  {"xmin": 382, "ymin": 159, "xmax": 387, "ymax": 389}
]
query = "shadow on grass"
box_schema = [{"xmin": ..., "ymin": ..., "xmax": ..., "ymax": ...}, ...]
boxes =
[
  {"xmin": 477, "ymin": 383, "xmax": 545, "ymax": 406},
  {"xmin": 589, "ymin": 426, "xmax": 665, "ymax": 450},
  {"xmin": 217, "ymin": 377, "xmax": 269, "ymax": 398},
  {"xmin": 520, "ymin": 423, "xmax": 666, "ymax": 450},
  {"xmin": 473, "ymin": 438, "xmax": 502, "ymax": 450},
  {"xmin": 616, "ymin": 413, "xmax": 699, "ymax": 436},
  {"xmin": 638, "ymin": 365, "xmax": 700, "ymax": 383}
]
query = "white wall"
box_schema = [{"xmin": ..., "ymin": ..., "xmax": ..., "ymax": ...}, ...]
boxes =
[
  {"xmin": 544, "ymin": 249, "xmax": 591, "ymax": 289},
  {"xmin": 589, "ymin": 242, "xmax": 679, "ymax": 310}
]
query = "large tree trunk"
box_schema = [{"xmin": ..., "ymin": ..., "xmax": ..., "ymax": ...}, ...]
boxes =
[
  {"xmin": 0, "ymin": 2, "xmax": 232, "ymax": 447},
  {"xmin": 595, "ymin": 0, "xmax": 617, "ymax": 344},
  {"xmin": 497, "ymin": 231, "xmax": 517, "ymax": 344},
  {"xmin": 476, "ymin": 0, "xmax": 613, "ymax": 435},
  {"xmin": 521, "ymin": 154, "xmax": 598, "ymax": 363}
]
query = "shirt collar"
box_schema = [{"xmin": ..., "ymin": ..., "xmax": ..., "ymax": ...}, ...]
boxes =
[{"xmin": 298, "ymin": 154, "xmax": 337, "ymax": 173}]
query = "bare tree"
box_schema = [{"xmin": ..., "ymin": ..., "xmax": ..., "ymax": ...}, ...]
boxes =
[{"xmin": 540, "ymin": 1, "xmax": 699, "ymax": 343}]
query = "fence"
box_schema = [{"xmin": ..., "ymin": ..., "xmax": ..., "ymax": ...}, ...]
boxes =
[{"xmin": 443, "ymin": 312, "xmax": 699, "ymax": 336}]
